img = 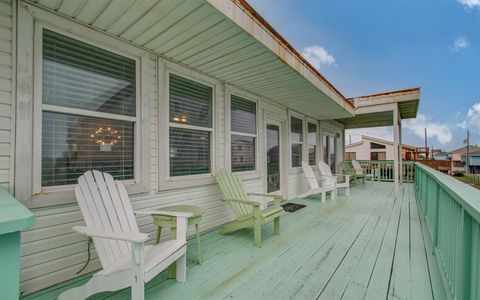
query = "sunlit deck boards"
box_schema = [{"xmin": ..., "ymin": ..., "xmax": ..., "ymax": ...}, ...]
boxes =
[{"xmin": 22, "ymin": 182, "xmax": 446, "ymax": 300}]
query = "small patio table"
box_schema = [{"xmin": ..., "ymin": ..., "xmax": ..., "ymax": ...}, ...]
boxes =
[{"xmin": 152, "ymin": 205, "xmax": 204, "ymax": 265}]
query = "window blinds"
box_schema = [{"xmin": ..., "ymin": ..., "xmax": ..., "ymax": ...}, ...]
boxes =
[
  {"xmin": 41, "ymin": 29, "xmax": 136, "ymax": 187},
  {"xmin": 42, "ymin": 29, "xmax": 136, "ymax": 116},
  {"xmin": 169, "ymin": 128, "xmax": 211, "ymax": 176},
  {"xmin": 231, "ymin": 95, "xmax": 256, "ymax": 134},
  {"xmin": 169, "ymin": 74, "xmax": 212, "ymax": 128}
]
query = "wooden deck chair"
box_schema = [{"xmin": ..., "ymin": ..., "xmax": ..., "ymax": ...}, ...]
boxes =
[
  {"xmin": 352, "ymin": 160, "xmax": 374, "ymax": 183},
  {"xmin": 300, "ymin": 161, "xmax": 336, "ymax": 203},
  {"xmin": 216, "ymin": 170, "xmax": 283, "ymax": 247},
  {"xmin": 58, "ymin": 171, "xmax": 192, "ymax": 300},
  {"xmin": 317, "ymin": 161, "xmax": 350, "ymax": 197}
]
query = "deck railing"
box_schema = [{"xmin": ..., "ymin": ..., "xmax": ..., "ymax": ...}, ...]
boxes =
[
  {"xmin": 415, "ymin": 162, "xmax": 480, "ymax": 299},
  {"xmin": 356, "ymin": 161, "xmax": 415, "ymax": 182}
]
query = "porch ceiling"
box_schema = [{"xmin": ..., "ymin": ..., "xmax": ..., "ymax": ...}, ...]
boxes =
[
  {"xmin": 28, "ymin": 0, "xmax": 355, "ymax": 120},
  {"xmin": 339, "ymin": 88, "xmax": 420, "ymax": 129}
]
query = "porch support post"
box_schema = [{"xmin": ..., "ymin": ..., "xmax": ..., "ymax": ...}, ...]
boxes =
[
  {"xmin": 393, "ymin": 106, "xmax": 400, "ymax": 196},
  {"xmin": 399, "ymin": 115, "xmax": 403, "ymax": 184}
]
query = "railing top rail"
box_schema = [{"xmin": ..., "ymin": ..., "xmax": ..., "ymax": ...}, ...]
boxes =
[{"xmin": 415, "ymin": 162, "xmax": 480, "ymax": 223}]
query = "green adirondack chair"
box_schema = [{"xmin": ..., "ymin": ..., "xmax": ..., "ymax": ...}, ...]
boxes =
[
  {"xmin": 341, "ymin": 161, "xmax": 366, "ymax": 184},
  {"xmin": 216, "ymin": 170, "xmax": 284, "ymax": 247}
]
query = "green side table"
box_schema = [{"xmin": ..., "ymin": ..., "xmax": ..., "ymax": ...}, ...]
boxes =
[
  {"xmin": 0, "ymin": 188, "xmax": 35, "ymax": 299},
  {"xmin": 152, "ymin": 205, "xmax": 204, "ymax": 267}
]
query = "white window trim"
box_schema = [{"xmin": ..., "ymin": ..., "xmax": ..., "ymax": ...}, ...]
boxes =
[
  {"xmin": 225, "ymin": 86, "xmax": 260, "ymax": 179},
  {"xmin": 16, "ymin": 7, "xmax": 151, "ymax": 207},
  {"xmin": 320, "ymin": 121, "xmax": 344, "ymax": 172},
  {"xmin": 158, "ymin": 63, "xmax": 219, "ymax": 190},
  {"xmin": 288, "ymin": 111, "xmax": 305, "ymax": 171},
  {"xmin": 306, "ymin": 118, "xmax": 318, "ymax": 166}
]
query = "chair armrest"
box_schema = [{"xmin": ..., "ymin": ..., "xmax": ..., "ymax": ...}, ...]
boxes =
[
  {"xmin": 247, "ymin": 193, "xmax": 281, "ymax": 199},
  {"xmin": 135, "ymin": 210, "xmax": 193, "ymax": 218},
  {"xmin": 224, "ymin": 198, "xmax": 261, "ymax": 207},
  {"xmin": 73, "ymin": 226, "xmax": 149, "ymax": 243}
]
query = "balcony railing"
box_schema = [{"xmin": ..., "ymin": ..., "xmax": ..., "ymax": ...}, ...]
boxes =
[
  {"xmin": 415, "ymin": 162, "xmax": 480, "ymax": 299},
  {"xmin": 357, "ymin": 160, "xmax": 415, "ymax": 182}
]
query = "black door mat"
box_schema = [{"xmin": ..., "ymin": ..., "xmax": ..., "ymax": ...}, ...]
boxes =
[{"xmin": 281, "ymin": 203, "xmax": 306, "ymax": 213}]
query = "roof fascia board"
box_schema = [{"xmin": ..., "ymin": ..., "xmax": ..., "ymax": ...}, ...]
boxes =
[{"xmin": 207, "ymin": 0, "xmax": 355, "ymax": 116}]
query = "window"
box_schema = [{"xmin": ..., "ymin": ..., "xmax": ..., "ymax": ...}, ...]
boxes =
[
  {"xmin": 370, "ymin": 152, "xmax": 386, "ymax": 161},
  {"xmin": 230, "ymin": 95, "xmax": 257, "ymax": 172},
  {"xmin": 290, "ymin": 116, "xmax": 303, "ymax": 167},
  {"xmin": 345, "ymin": 152, "xmax": 356, "ymax": 160},
  {"xmin": 371, "ymin": 142, "xmax": 386, "ymax": 149},
  {"xmin": 169, "ymin": 74, "xmax": 213, "ymax": 176},
  {"xmin": 307, "ymin": 122, "xmax": 317, "ymax": 165},
  {"xmin": 41, "ymin": 29, "xmax": 136, "ymax": 187}
]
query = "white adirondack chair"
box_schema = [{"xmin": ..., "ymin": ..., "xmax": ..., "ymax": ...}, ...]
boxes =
[
  {"xmin": 300, "ymin": 161, "xmax": 336, "ymax": 202},
  {"xmin": 317, "ymin": 161, "xmax": 350, "ymax": 197},
  {"xmin": 58, "ymin": 170, "xmax": 192, "ymax": 300},
  {"xmin": 352, "ymin": 160, "xmax": 374, "ymax": 182}
]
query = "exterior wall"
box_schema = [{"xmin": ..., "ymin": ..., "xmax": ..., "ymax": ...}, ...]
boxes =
[
  {"xmin": 0, "ymin": 0, "xmax": 14, "ymax": 191},
  {"xmin": 9, "ymin": 3, "xmax": 346, "ymax": 295}
]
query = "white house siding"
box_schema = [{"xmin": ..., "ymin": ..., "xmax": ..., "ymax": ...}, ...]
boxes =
[
  {"xmin": 345, "ymin": 137, "xmax": 395, "ymax": 161},
  {"xmin": 11, "ymin": 3, "xmax": 346, "ymax": 296},
  {"xmin": 0, "ymin": 0, "xmax": 14, "ymax": 191}
]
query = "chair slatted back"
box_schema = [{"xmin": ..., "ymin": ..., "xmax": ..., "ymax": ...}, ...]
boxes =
[
  {"xmin": 317, "ymin": 161, "xmax": 336, "ymax": 186},
  {"xmin": 351, "ymin": 160, "xmax": 364, "ymax": 175},
  {"xmin": 75, "ymin": 170, "xmax": 138, "ymax": 270},
  {"xmin": 302, "ymin": 161, "xmax": 319, "ymax": 189},
  {"xmin": 216, "ymin": 170, "xmax": 255, "ymax": 217}
]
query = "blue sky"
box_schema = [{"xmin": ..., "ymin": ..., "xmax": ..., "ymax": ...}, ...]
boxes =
[{"xmin": 248, "ymin": 0, "xmax": 480, "ymax": 151}]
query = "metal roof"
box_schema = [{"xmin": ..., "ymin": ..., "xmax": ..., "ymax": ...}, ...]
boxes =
[{"xmin": 28, "ymin": 0, "xmax": 357, "ymax": 120}]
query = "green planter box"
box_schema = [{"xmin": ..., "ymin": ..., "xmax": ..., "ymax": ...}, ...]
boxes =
[{"xmin": 0, "ymin": 188, "xmax": 35, "ymax": 299}]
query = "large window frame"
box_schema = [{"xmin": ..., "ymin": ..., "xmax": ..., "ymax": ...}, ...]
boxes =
[
  {"xmin": 158, "ymin": 65, "xmax": 217, "ymax": 190},
  {"xmin": 228, "ymin": 91, "xmax": 259, "ymax": 174},
  {"xmin": 16, "ymin": 14, "xmax": 151, "ymax": 207},
  {"xmin": 307, "ymin": 120, "xmax": 318, "ymax": 166},
  {"xmin": 289, "ymin": 113, "xmax": 305, "ymax": 169}
]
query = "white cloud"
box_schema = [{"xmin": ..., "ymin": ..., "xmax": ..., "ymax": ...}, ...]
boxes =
[
  {"xmin": 345, "ymin": 127, "xmax": 393, "ymax": 144},
  {"xmin": 458, "ymin": 0, "xmax": 480, "ymax": 9},
  {"xmin": 449, "ymin": 36, "xmax": 469, "ymax": 52},
  {"xmin": 457, "ymin": 102, "xmax": 480, "ymax": 130},
  {"xmin": 403, "ymin": 114, "xmax": 452, "ymax": 145},
  {"xmin": 301, "ymin": 45, "xmax": 335, "ymax": 69}
]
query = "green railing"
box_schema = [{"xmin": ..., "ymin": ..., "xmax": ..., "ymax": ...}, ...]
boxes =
[
  {"xmin": 357, "ymin": 161, "xmax": 415, "ymax": 182},
  {"xmin": 415, "ymin": 162, "xmax": 480, "ymax": 299}
]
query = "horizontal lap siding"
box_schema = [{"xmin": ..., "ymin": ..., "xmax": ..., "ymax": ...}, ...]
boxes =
[
  {"xmin": 18, "ymin": 54, "xmax": 266, "ymax": 294},
  {"xmin": 0, "ymin": 0, "xmax": 13, "ymax": 190}
]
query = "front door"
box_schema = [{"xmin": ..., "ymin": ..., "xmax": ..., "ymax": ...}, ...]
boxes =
[{"xmin": 266, "ymin": 124, "xmax": 281, "ymax": 193}]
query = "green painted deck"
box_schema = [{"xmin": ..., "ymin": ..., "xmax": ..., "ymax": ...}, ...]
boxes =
[{"xmin": 22, "ymin": 182, "xmax": 447, "ymax": 300}]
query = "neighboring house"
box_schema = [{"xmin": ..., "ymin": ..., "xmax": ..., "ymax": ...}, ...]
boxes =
[
  {"xmin": 345, "ymin": 135, "xmax": 416, "ymax": 161},
  {"xmin": 0, "ymin": 0, "xmax": 420, "ymax": 295},
  {"xmin": 461, "ymin": 150, "xmax": 480, "ymax": 174},
  {"xmin": 448, "ymin": 145, "xmax": 480, "ymax": 163}
]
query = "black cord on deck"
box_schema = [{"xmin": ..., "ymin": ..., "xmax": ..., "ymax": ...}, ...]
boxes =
[{"xmin": 76, "ymin": 238, "xmax": 92, "ymax": 274}]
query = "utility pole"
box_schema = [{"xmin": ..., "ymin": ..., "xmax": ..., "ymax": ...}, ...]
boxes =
[
  {"xmin": 424, "ymin": 128, "xmax": 428, "ymax": 160},
  {"xmin": 466, "ymin": 130, "xmax": 470, "ymax": 175}
]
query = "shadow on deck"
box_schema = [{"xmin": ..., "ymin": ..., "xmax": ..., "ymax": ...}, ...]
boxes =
[{"xmin": 22, "ymin": 182, "xmax": 447, "ymax": 300}]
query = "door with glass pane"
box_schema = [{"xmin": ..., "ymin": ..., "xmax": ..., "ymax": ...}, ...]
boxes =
[
  {"xmin": 323, "ymin": 134, "xmax": 337, "ymax": 173},
  {"xmin": 266, "ymin": 124, "xmax": 281, "ymax": 193}
]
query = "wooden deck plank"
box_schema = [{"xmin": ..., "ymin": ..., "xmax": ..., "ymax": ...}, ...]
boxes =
[
  {"xmin": 341, "ymin": 186, "xmax": 397, "ymax": 300},
  {"xmin": 21, "ymin": 182, "xmax": 447, "ymax": 300},
  {"xmin": 388, "ymin": 185, "xmax": 412, "ymax": 300}
]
